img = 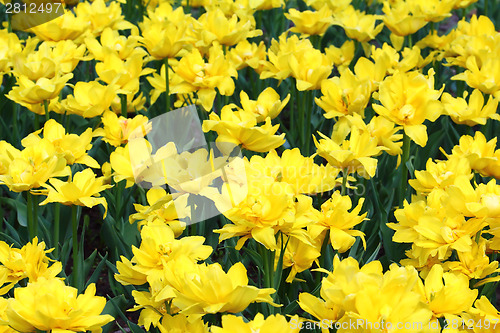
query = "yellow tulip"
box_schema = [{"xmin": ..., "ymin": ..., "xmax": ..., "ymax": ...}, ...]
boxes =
[
  {"xmin": 332, "ymin": 5, "xmax": 384, "ymax": 42},
  {"xmin": 202, "ymin": 105, "xmax": 285, "ymax": 153},
  {"xmin": 7, "ymin": 73, "xmax": 72, "ymax": 107},
  {"xmin": 417, "ymin": 264, "xmax": 477, "ymax": 318},
  {"xmin": 299, "ymin": 256, "xmax": 433, "ymax": 330},
  {"xmin": 462, "ymin": 296, "xmax": 500, "ymax": 333},
  {"xmin": 443, "ymin": 239, "xmax": 500, "ymax": 284},
  {"xmin": 309, "ymin": 191, "xmax": 367, "ymax": 253},
  {"xmin": 413, "ymin": 0, "xmax": 455, "ymax": 23},
  {"xmin": 324, "ymin": 40, "xmax": 355, "ymax": 72},
  {"xmin": 11, "ymin": 43, "xmax": 57, "ymax": 81},
  {"xmin": 157, "ymin": 314, "xmax": 209, "ymax": 333},
  {"xmin": 212, "ymin": 313, "xmax": 302, "ymax": 332},
  {"xmin": 0, "ymin": 237, "xmax": 61, "ymax": 288},
  {"xmin": 23, "ymin": 97, "xmax": 63, "ymax": 116},
  {"xmin": 249, "ymin": 0, "xmax": 285, "ymax": 10},
  {"xmin": 0, "ymin": 139, "xmax": 69, "ymax": 192},
  {"xmin": 240, "ymin": 87, "xmax": 290, "ymax": 122},
  {"xmin": 409, "ymin": 156, "xmax": 472, "ymax": 196},
  {"xmin": 227, "ymin": 40, "xmax": 267, "ymax": 72},
  {"xmin": 145, "ymin": 1, "xmax": 187, "ymax": 23},
  {"xmin": 110, "ymin": 91, "xmax": 147, "ymax": 115},
  {"xmin": 388, "ymin": 194, "xmax": 486, "ymax": 265},
  {"xmin": 442, "ymin": 89, "xmax": 500, "ymax": 126},
  {"xmin": 259, "ymin": 32, "xmax": 311, "ymax": 83},
  {"xmin": 214, "ymin": 173, "xmax": 313, "ymax": 250},
  {"xmin": 129, "ymin": 287, "xmax": 175, "ymax": 330},
  {"xmin": 452, "ymin": 55, "xmax": 500, "ymax": 97},
  {"xmin": 306, "ymin": 0, "xmax": 350, "ymax": 13},
  {"xmin": 27, "ymin": 10, "xmax": 90, "ymax": 43},
  {"xmin": 315, "ymin": 68, "xmax": 372, "ymax": 119},
  {"xmin": 96, "ymin": 51, "xmax": 154, "ymax": 95},
  {"xmin": 39, "ymin": 168, "xmax": 113, "ymax": 217},
  {"xmin": 139, "ymin": 17, "xmax": 194, "ymax": 59},
  {"xmin": 352, "ymin": 56, "xmax": 390, "ymax": 92},
  {"xmin": 21, "ymin": 119, "xmax": 99, "ymax": 168},
  {"xmin": 147, "ymin": 64, "xmax": 178, "ymax": 105},
  {"xmin": 171, "ymin": 45, "xmax": 237, "ymax": 111},
  {"xmin": 288, "ymin": 47, "xmax": 332, "ymax": 91},
  {"xmin": 382, "ymin": 0, "xmax": 428, "ymax": 36},
  {"xmin": 275, "ymin": 233, "xmax": 321, "ymax": 283},
  {"xmin": 62, "ymin": 81, "xmax": 119, "ymax": 118},
  {"xmin": 156, "ymin": 257, "xmax": 278, "ymax": 314},
  {"xmin": 0, "ymin": 141, "xmax": 20, "ymax": 176},
  {"xmin": 443, "ymin": 15, "xmax": 496, "ymax": 69},
  {"xmin": 94, "ymin": 111, "xmax": 151, "ymax": 147},
  {"xmin": 129, "ymin": 187, "xmax": 189, "ymax": 236},
  {"xmin": 85, "ymin": 27, "xmax": 146, "ymax": 61},
  {"xmin": 194, "ymin": 8, "xmax": 262, "ymax": 47},
  {"xmin": 442, "ymin": 176, "xmax": 500, "ymax": 220},
  {"xmin": 115, "ymin": 224, "xmax": 212, "ymax": 286},
  {"xmin": 370, "ymin": 44, "xmax": 433, "ymax": 74},
  {"xmin": 109, "ymin": 144, "xmax": 140, "ymax": 188},
  {"xmin": 158, "ymin": 145, "xmax": 229, "ymax": 196},
  {"xmin": 285, "ymin": 5, "xmax": 334, "ymax": 36},
  {"xmin": 245, "ymin": 148, "xmax": 339, "ymax": 195},
  {"xmin": 345, "ymin": 114, "xmax": 403, "ymax": 156},
  {"xmin": 445, "ymin": 131, "xmax": 500, "ymax": 178},
  {"xmin": 75, "ymin": 0, "xmax": 134, "ymax": 36},
  {"xmin": 0, "ymin": 30, "xmax": 22, "ymax": 76},
  {"xmin": 333, "ymin": 263, "xmax": 432, "ymax": 329},
  {"xmin": 5, "ymin": 277, "xmax": 113, "ymax": 333},
  {"xmin": 313, "ymin": 126, "xmax": 382, "ymax": 178},
  {"xmin": 373, "ymin": 70, "xmax": 443, "ymax": 147}
]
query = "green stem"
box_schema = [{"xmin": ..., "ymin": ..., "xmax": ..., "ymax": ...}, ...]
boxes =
[
  {"xmin": 407, "ymin": 34, "xmax": 413, "ymax": 48},
  {"xmin": 43, "ymin": 100, "xmax": 49, "ymax": 122},
  {"xmin": 258, "ymin": 243, "xmax": 273, "ymax": 289},
  {"xmin": 164, "ymin": 57, "xmax": 170, "ymax": 113},
  {"xmin": 34, "ymin": 114, "xmax": 40, "ymax": 131},
  {"xmin": 399, "ymin": 132, "xmax": 411, "ymax": 208},
  {"xmin": 0, "ymin": 190, "xmax": 3, "ymax": 232},
  {"xmin": 71, "ymin": 205, "xmax": 80, "ymax": 290},
  {"xmin": 13, "ymin": 104, "xmax": 20, "ymax": 145},
  {"xmin": 297, "ymin": 81, "xmax": 305, "ymax": 150},
  {"xmin": 304, "ymin": 91, "xmax": 312, "ymax": 155},
  {"xmin": 341, "ymin": 168, "xmax": 348, "ymax": 195},
  {"xmin": 318, "ymin": 229, "xmax": 331, "ymax": 272},
  {"xmin": 115, "ymin": 180, "xmax": 124, "ymax": 218},
  {"xmin": 257, "ymin": 242, "xmax": 275, "ymax": 314},
  {"xmin": 290, "ymin": 83, "xmax": 295, "ymax": 138},
  {"xmin": 7, "ymin": 12, "xmax": 12, "ymax": 33},
  {"xmin": 27, "ymin": 192, "xmax": 37, "ymax": 240},
  {"xmin": 120, "ymin": 94, "xmax": 127, "ymax": 118},
  {"xmin": 475, "ymin": 228, "xmax": 483, "ymax": 244},
  {"xmin": 54, "ymin": 203, "xmax": 60, "ymax": 257},
  {"xmin": 257, "ymin": 10, "xmax": 263, "ymax": 36}
]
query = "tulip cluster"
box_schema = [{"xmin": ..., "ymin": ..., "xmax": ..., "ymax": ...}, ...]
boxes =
[{"xmin": 1, "ymin": 0, "xmax": 500, "ymax": 332}]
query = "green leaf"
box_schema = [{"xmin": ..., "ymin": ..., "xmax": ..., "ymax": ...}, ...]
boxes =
[
  {"xmin": 364, "ymin": 242, "xmax": 382, "ymax": 264},
  {"xmin": 273, "ymin": 234, "xmax": 289, "ymax": 303},
  {"xmin": 85, "ymin": 252, "xmax": 109, "ymax": 289},
  {"xmin": 83, "ymin": 249, "xmax": 98, "ymax": 280},
  {"xmin": 0, "ymin": 196, "xmax": 28, "ymax": 227},
  {"xmin": 1, "ymin": 217, "xmax": 22, "ymax": 246},
  {"xmin": 105, "ymin": 294, "xmax": 146, "ymax": 333}
]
